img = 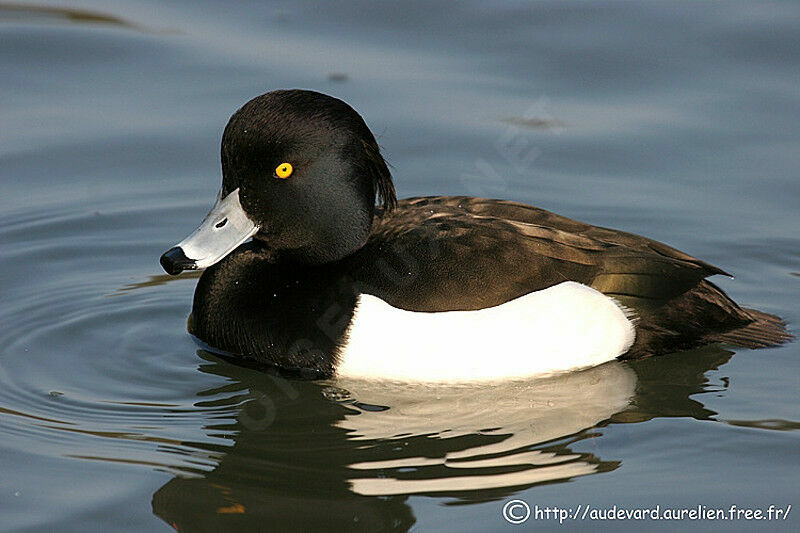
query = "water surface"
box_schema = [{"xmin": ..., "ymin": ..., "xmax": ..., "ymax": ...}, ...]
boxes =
[{"xmin": 1, "ymin": 1, "xmax": 798, "ymax": 531}]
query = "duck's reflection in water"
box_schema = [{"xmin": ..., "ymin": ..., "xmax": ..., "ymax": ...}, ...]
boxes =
[
  {"xmin": 334, "ymin": 362, "xmax": 635, "ymax": 496},
  {"xmin": 152, "ymin": 346, "xmax": 734, "ymax": 531}
]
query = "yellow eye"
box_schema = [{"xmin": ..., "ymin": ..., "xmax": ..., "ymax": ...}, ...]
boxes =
[{"xmin": 275, "ymin": 162, "xmax": 293, "ymax": 179}]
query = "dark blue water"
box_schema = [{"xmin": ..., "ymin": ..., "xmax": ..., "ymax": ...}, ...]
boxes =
[{"xmin": 1, "ymin": 1, "xmax": 798, "ymax": 531}]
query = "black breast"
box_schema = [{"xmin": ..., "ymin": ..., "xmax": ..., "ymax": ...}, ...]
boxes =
[{"xmin": 190, "ymin": 245, "xmax": 360, "ymax": 376}]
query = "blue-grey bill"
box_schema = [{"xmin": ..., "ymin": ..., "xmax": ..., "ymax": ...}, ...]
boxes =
[{"xmin": 164, "ymin": 188, "xmax": 259, "ymax": 273}]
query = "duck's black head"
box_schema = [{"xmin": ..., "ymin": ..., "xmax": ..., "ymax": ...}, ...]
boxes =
[{"xmin": 160, "ymin": 90, "xmax": 396, "ymax": 274}]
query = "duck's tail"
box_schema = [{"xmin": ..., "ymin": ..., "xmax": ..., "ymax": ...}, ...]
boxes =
[
  {"xmin": 709, "ymin": 307, "xmax": 793, "ymax": 349},
  {"xmin": 620, "ymin": 280, "xmax": 793, "ymax": 358}
]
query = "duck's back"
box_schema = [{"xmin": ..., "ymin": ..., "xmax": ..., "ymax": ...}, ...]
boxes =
[{"xmin": 352, "ymin": 196, "xmax": 790, "ymax": 356}]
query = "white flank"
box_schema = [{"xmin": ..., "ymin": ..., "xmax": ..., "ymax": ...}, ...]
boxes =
[{"xmin": 336, "ymin": 281, "xmax": 635, "ymax": 382}]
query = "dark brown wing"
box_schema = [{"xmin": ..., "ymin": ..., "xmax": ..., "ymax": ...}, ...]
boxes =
[{"xmin": 362, "ymin": 196, "xmax": 727, "ymax": 314}]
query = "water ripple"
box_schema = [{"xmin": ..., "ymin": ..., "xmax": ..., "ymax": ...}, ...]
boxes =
[{"xmin": 0, "ymin": 203, "xmax": 235, "ymax": 474}]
